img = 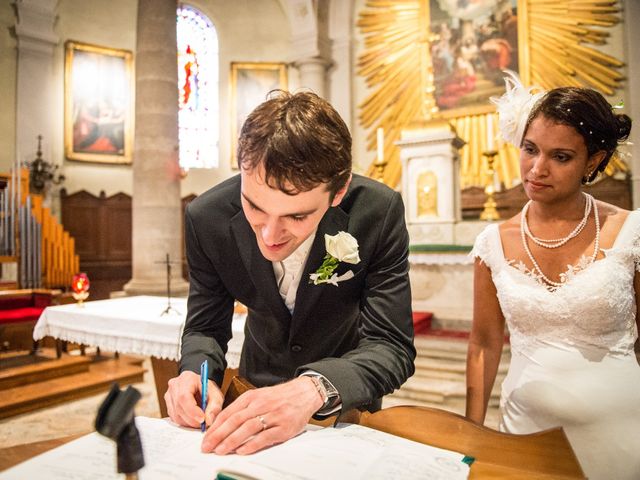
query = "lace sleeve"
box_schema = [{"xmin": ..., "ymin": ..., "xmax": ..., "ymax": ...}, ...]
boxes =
[
  {"xmin": 469, "ymin": 224, "xmax": 500, "ymax": 271},
  {"xmin": 625, "ymin": 211, "xmax": 640, "ymax": 273},
  {"xmin": 633, "ymin": 235, "xmax": 640, "ymax": 273},
  {"xmin": 600, "ymin": 210, "xmax": 640, "ymax": 273}
]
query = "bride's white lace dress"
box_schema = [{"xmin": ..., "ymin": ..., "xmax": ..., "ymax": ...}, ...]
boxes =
[{"xmin": 471, "ymin": 210, "xmax": 640, "ymax": 480}]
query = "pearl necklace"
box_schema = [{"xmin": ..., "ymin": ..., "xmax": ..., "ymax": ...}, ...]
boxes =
[
  {"xmin": 522, "ymin": 193, "xmax": 593, "ymax": 249},
  {"xmin": 520, "ymin": 196, "xmax": 600, "ymax": 288}
]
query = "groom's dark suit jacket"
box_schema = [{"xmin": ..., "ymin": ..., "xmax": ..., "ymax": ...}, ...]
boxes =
[{"xmin": 180, "ymin": 173, "xmax": 415, "ymax": 413}]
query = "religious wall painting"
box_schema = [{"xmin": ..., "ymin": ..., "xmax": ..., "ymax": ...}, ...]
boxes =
[
  {"xmin": 358, "ymin": 0, "xmax": 624, "ymax": 189},
  {"xmin": 230, "ymin": 62, "xmax": 288, "ymax": 168},
  {"xmin": 430, "ymin": 0, "xmax": 519, "ymax": 118},
  {"xmin": 64, "ymin": 41, "xmax": 133, "ymax": 164}
]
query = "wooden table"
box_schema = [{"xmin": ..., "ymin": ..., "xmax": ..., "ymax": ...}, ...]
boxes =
[
  {"xmin": 0, "ymin": 434, "xmax": 84, "ymax": 472},
  {"xmin": 360, "ymin": 406, "xmax": 585, "ymax": 479},
  {"xmin": 0, "ymin": 405, "xmax": 585, "ymax": 478},
  {"xmin": 224, "ymin": 376, "xmax": 586, "ymax": 479}
]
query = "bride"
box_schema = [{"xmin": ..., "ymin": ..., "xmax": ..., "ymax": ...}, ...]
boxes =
[{"xmin": 466, "ymin": 76, "xmax": 639, "ymax": 480}]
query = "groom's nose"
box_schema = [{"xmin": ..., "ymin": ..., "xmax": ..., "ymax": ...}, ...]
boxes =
[{"xmin": 260, "ymin": 217, "xmax": 285, "ymax": 245}]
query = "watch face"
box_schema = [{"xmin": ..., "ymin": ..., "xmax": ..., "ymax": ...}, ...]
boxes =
[{"xmin": 319, "ymin": 376, "xmax": 338, "ymax": 397}]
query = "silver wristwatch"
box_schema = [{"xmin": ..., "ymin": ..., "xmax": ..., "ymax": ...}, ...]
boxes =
[{"xmin": 307, "ymin": 374, "xmax": 339, "ymax": 410}]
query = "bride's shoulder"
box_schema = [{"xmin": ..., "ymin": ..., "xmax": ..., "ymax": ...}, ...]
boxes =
[
  {"xmin": 597, "ymin": 200, "xmax": 629, "ymax": 216},
  {"xmin": 498, "ymin": 212, "xmax": 521, "ymax": 238},
  {"xmin": 598, "ymin": 201, "xmax": 635, "ymax": 229},
  {"xmin": 598, "ymin": 201, "xmax": 640, "ymax": 247}
]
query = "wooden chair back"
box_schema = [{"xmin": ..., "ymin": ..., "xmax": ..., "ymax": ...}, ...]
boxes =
[
  {"xmin": 359, "ymin": 405, "xmax": 586, "ymax": 479},
  {"xmin": 221, "ymin": 377, "xmax": 585, "ymax": 478}
]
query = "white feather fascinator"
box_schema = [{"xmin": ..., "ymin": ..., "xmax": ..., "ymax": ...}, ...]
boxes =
[{"xmin": 491, "ymin": 70, "xmax": 545, "ymax": 147}]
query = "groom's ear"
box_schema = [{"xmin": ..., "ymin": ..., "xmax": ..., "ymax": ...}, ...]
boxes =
[{"xmin": 330, "ymin": 175, "xmax": 352, "ymax": 207}]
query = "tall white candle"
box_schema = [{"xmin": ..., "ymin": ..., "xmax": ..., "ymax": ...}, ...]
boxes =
[
  {"xmin": 376, "ymin": 127, "xmax": 384, "ymax": 163},
  {"xmin": 487, "ymin": 115, "xmax": 494, "ymax": 151}
]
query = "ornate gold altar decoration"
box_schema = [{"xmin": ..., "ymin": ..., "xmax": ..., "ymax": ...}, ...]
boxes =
[
  {"xmin": 480, "ymin": 150, "xmax": 500, "ymax": 221},
  {"xmin": 357, "ymin": 0, "xmax": 626, "ymax": 189},
  {"xmin": 417, "ymin": 170, "xmax": 438, "ymax": 217}
]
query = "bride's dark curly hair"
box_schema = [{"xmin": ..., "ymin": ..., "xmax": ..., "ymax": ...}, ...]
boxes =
[{"xmin": 523, "ymin": 87, "xmax": 632, "ymax": 183}]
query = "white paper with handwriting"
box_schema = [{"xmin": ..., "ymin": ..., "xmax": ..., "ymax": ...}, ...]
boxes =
[{"xmin": 0, "ymin": 417, "xmax": 469, "ymax": 480}]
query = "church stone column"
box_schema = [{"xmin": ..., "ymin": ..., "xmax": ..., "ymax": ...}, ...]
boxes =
[
  {"xmin": 293, "ymin": 57, "xmax": 332, "ymax": 98},
  {"xmin": 14, "ymin": 0, "xmax": 59, "ymax": 171},
  {"xmin": 327, "ymin": 0, "xmax": 354, "ymax": 130},
  {"xmin": 123, "ymin": 0, "xmax": 189, "ymax": 296},
  {"xmin": 285, "ymin": 0, "xmax": 332, "ymax": 98}
]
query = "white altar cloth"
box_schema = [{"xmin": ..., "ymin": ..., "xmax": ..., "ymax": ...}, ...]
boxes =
[
  {"xmin": 409, "ymin": 252, "xmax": 473, "ymax": 266},
  {"xmin": 33, "ymin": 295, "xmax": 246, "ymax": 367}
]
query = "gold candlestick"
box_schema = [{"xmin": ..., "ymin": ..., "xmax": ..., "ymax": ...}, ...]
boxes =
[
  {"xmin": 374, "ymin": 159, "xmax": 388, "ymax": 183},
  {"xmin": 480, "ymin": 150, "xmax": 500, "ymax": 221},
  {"xmin": 72, "ymin": 290, "xmax": 89, "ymax": 306},
  {"xmin": 374, "ymin": 127, "xmax": 387, "ymax": 183}
]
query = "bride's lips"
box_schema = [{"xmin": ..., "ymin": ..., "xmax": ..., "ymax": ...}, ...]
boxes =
[{"xmin": 527, "ymin": 180, "xmax": 550, "ymax": 191}]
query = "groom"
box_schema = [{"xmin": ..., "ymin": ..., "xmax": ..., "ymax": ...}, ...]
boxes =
[{"xmin": 165, "ymin": 91, "xmax": 415, "ymax": 455}]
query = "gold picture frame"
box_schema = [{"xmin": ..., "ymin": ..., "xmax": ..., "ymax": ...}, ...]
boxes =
[
  {"xmin": 64, "ymin": 41, "xmax": 134, "ymax": 164},
  {"xmin": 230, "ymin": 62, "xmax": 288, "ymax": 168}
]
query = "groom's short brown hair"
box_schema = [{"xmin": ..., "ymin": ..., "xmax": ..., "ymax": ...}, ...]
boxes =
[{"xmin": 237, "ymin": 90, "xmax": 352, "ymax": 198}]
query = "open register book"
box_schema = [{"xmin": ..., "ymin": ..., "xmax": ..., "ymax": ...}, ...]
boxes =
[{"xmin": 0, "ymin": 416, "xmax": 470, "ymax": 479}]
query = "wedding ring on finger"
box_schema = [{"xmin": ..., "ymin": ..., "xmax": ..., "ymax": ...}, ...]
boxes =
[{"xmin": 256, "ymin": 415, "xmax": 267, "ymax": 432}]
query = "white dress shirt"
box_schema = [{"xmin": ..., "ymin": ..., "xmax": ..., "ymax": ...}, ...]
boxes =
[
  {"xmin": 272, "ymin": 232, "xmax": 316, "ymax": 314},
  {"xmin": 271, "ymin": 232, "xmax": 342, "ymax": 416}
]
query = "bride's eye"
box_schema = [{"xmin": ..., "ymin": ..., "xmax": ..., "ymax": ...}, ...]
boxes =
[{"xmin": 553, "ymin": 153, "xmax": 572, "ymax": 163}]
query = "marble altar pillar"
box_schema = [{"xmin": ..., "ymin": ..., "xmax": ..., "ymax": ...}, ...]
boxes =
[
  {"xmin": 398, "ymin": 120, "xmax": 466, "ymax": 245},
  {"xmin": 398, "ymin": 121, "xmax": 489, "ymax": 330}
]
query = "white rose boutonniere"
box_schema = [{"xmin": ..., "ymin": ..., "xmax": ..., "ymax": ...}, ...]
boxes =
[{"xmin": 309, "ymin": 231, "xmax": 360, "ymax": 286}]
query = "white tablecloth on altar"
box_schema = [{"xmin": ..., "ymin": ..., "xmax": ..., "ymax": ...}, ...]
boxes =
[
  {"xmin": 33, "ymin": 295, "xmax": 246, "ymax": 367},
  {"xmin": 409, "ymin": 252, "xmax": 473, "ymax": 266}
]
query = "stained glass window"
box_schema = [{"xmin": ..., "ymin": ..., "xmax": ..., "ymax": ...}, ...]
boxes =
[{"xmin": 177, "ymin": 5, "xmax": 218, "ymax": 170}]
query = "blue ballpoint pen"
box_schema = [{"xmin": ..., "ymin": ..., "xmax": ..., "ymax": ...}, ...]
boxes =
[{"xmin": 200, "ymin": 360, "xmax": 208, "ymax": 432}]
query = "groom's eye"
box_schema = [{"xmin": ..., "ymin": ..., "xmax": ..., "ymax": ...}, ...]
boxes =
[
  {"xmin": 290, "ymin": 215, "xmax": 307, "ymax": 222},
  {"xmin": 247, "ymin": 202, "xmax": 262, "ymax": 213}
]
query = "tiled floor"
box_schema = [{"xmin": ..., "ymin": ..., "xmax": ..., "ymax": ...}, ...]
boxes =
[{"xmin": 0, "ymin": 357, "xmax": 161, "ymax": 449}]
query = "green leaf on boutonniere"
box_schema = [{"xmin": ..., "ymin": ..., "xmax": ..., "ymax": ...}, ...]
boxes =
[{"xmin": 309, "ymin": 253, "xmax": 340, "ymax": 285}]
